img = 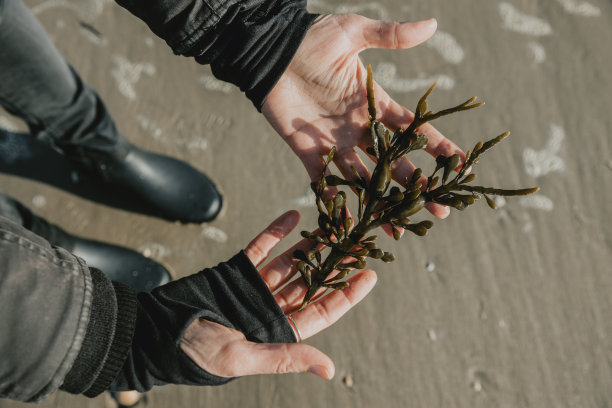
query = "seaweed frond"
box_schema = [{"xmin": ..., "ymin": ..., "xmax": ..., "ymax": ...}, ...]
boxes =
[{"xmin": 294, "ymin": 64, "xmax": 538, "ymax": 309}]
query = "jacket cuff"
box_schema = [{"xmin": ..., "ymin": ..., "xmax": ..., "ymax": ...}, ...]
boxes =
[
  {"xmin": 115, "ymin": 0, "xmax": 318, "ymax": 110},
  {"xmin": 84, "ymin": 282, "xmax": 137, "ymax": 397},
  {"xmin": 203, "ymin": 5, "xmax": 318, "ymax": 110},
  {"xmin": 161, "ymin": 250, "xmax": 296, "ymax": 344},
  {"xmin": 60, "ymin": 269, "xmax": 137, "ymax": 397},
  {"xmin": 60, "ymin": 268, "xmax": 118, "ymax": 394},
  {"xmin": 248, "ymin": 8, "xmax": 318, "ymax": 109}
]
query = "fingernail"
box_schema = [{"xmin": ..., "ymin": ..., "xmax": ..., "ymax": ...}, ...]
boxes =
[
  {"xmin": 396, "ymin": 227, "xmax": 405, "ymax": 238},
  {"xmin": 308, "ymin": 365, "xmax": 331, "ymax": 379}
]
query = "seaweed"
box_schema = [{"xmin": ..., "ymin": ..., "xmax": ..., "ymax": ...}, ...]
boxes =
[{"xmin": 294, "ymin": 65, "xmax": 539, "ymax": 309}]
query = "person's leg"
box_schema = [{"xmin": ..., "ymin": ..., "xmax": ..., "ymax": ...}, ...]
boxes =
[
  {"xmin": 0, "ymin": 191, "xmax": 171, "ymax": 292},
  {"xmin": 0, "ymin": 0, "xmax": 222, "ymax": 223},
  {"xmin": 0, "ymin": 0, "xmax": 126, "ymax": 157}
]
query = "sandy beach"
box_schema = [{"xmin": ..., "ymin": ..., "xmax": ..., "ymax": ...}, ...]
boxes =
[{"xmin": 1, "ymin": 0, "xmax": 611, "ymax": 407}]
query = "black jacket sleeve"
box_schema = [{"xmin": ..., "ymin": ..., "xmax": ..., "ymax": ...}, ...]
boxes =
[
  {"xmin": 115, "ymin": 0, "xmax": 318, "ymax": 110},
  {"xmin": 61, "ymin": 251, "xmax": 295, "ymax": 396}
]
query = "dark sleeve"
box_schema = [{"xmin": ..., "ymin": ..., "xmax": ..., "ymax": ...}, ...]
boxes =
[
  {"xmin": 0, "ymin": 216, "xmax": 93, "ymax": 402},
  {"xmin": 0, "ymin": 216, "xmax": 294, "ymax": 401},
  {"xmin": 60, "ymin": 271, "xmax": 138, "ymax": 397},
  {"xmin": 62, "ymin": 251, "xmax": 295, "ymax": 395},
  {"xmin": 110, "ymin": 250, "xmax": 296, "ymax": 392},
  {"xmin": 114, "ymin": 0, "xmax": 318, "ymax": 110}
]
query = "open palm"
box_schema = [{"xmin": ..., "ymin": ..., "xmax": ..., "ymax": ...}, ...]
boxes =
[
  {"xmin": 262, "ymin": 14, "xmax": 464, "ymax": 218},
  {"xmin": 180, "ymin": 211, "xmax": 377, "ymax": 379}
]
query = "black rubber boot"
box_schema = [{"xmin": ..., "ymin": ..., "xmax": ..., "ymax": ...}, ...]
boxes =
[
  {"xmin": 0, "ymin": 192, "xmax": 171, "ymax": 292},
  {"xmin": 68, "ymin": 237, "xmax": 172, "ymax": 293},
  {"xmin": 72, "ymin": 143, "xmax": 223, "ymax": 224}
]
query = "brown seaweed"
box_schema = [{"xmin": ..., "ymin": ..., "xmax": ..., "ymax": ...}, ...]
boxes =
[{"xmin": 294, "ymin": 65, "xmax": 539, "ymax": 309}]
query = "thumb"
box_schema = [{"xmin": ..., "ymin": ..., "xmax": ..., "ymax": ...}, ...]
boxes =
[
  {"xmin": 233, "ymin": 342, "xmax": 335, "ymax": 379},
  {"xmin": 359, "ymin": 17, "xmax": 437, "ymax": 51}
]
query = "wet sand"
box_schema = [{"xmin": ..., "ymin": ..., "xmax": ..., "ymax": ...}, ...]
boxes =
[{"xmin": 1, "ymin": 0, "xmax": 611, "ymax": 407}]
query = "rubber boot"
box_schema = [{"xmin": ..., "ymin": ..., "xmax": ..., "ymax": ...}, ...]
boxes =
[{"xmin": 0, "ymin": 192, "xmax": 171, "ymax": 292}]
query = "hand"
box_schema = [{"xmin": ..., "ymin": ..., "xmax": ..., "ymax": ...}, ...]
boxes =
[
  {"xmin": 262, "ymin": 14, "xmax": 465, "ymax": 219},
  {"xmin": 179, "ymin": 210, "xmax": 377, "ymax": 379}
]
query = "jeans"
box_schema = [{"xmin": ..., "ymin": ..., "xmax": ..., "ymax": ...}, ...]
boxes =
[
  {"xmin": 0, "ymin": 0, "xmax": 165, "ymax": 291},
  {"xmin": 0, "ymin": 0, "xmax": 127, "ymax": 157},
  {"xmin": 0, "ymin": 191, "xmax": 74, "ymax": 249}
]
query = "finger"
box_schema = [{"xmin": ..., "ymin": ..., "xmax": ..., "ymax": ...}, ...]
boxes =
[
  {"xmin": 382, "ymin": 96, "xmax": 465, "ymax": 161},
  {"xmin": 275, "ymin": 280, "xmax": 328, "ymax": 314},
  {"xmin": 359, "ymin": 17, "xmax": 437, "ymax": 51},
  {"xmin": 286, "ymin": 269, "xmax": 377, "ymax": 337},
  {"xmin": 380, "ymin": 96, "xmax": 463, "ymax": 220},
  {"xmin": 381, "ymin": 223, "xmax": 404, "ymax": 239},
  {"xmin": 301, "ymin": 153, "xmax": 327, "ymax": 183},
  {"xmin": 387, "ymin": 156, "xmax": 449, "ymax": 219},
  {"xmin": 333, "ymin": 149, "xmax": 372, "ymax": 200},
  {"xmin": 334, "ymin": 148, "xmax": 371, "ymax": 183},
  {"xmin": 275, "ymin": 249, "xmax": 367, "ymax": 314},
  {"xmin": 425, "ymin": 202, "xmax": 450, "ymax": 219},
  {"xmin": 260, "ymin": 229, "xmax": 326, "ymax": 292},
  {"xmin": 245, "ymin": 211, "xmax": 300, "ymax": 267},
  {"xmin": 301, "ymin": 153, "xmax": 341, "ymax": 201},
  {"xmin": 422, "ymin": 122, "xmax": 466, "ymax": 162},
  {"xmin": 228, "ymin": 341, "xmax": 335, "ymax": 379},
  {"xmin": 332, "ymin": 148, "xmax": 395, "ymax": 238},
  {"xmin": 276, "ymin": 246, "xmax": 363, "ymax": 313},
  {"xmin": 388, "ymin": 154, "xmax": 416, "ymax": 183}
]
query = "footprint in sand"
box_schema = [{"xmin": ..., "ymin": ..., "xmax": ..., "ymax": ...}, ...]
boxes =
[
  {"xmin": 526, "ymin": 41, "xmax": 547, "ymax": 64},
  {"xmin": 32, "ymin": 0, "xmax": 112, "ymax": 21},
  {"xmin": 292, "ymin": 189, "xmax": 316, "ymax": 208},
  {"xmin": 498, "ymin": 2, "xmax": 552, "ymax": 36},
  {"xmin": 556, "ymin": 0, "xmax": 601, "ymax": 17},
  {"xmin": 426, "ymin": 30, "xmax": 465, "ymax": 65},
  {"xmin": 111, "ymin": 55, "xmax": 156, "ymax": 101},
  {"xmin": 198, "ymin": 75, "xmax": 233, "ymax": 94},
  {"xmin": 519, "ymin": 195, "xmax": 554, "ymax": 211},
  {"xmin": 374, "ymin": 62, "xmax": 455, "ymax": 92},
  {"xmin": 201, "ymin": 226, "xmax": 228, "ymax": 243},
  {"xmin": 522, "ymin": 124, "xmax": 566, "ymax": 178},
  {"xmin": 136, "ymin": 115, "xmax": 164, "ymax": 141}
]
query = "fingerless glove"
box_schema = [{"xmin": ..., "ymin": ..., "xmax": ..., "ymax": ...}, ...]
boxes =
[{"xmin": 62, "ymin": 251, "xmax": 295, "ymax": 396}]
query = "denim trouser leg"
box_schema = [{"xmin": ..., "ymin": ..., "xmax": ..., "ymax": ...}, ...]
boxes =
[
  {"xmin": 0, "ymin": 191, "xmax": 74, "ymax": 249},
  {"xmin": 0, "ymin": 0, "xmax": 127, "ymax": 157}
]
